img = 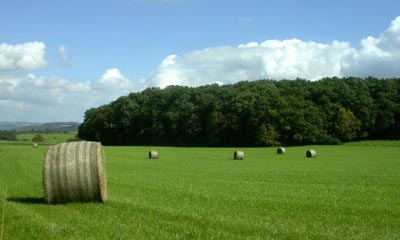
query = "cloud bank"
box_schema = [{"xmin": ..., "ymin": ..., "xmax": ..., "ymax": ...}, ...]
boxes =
[
  {"xmin": 150, "ymin": 16, "xmax": 400, "ymax": 88},
  {"xmin": 0, "ymin": 69, "xmax": 144, "ymax": 122},
  {"xmin": 0, "ymin": 41, "xmax": 147, "ymax": 121}
]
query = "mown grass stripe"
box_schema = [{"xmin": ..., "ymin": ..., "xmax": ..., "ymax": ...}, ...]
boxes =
[{"xmin": 0, "ymin": 186, "xmax": 7, "ymax": 240}]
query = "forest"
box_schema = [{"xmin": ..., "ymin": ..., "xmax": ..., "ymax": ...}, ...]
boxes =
[{"xmin": 78, "ymin": 77, "xmax": 400, "ymax": 146}]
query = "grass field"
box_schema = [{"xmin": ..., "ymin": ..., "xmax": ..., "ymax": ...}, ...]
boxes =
[
  {"xmin": 0, "ymin": 141, "xmax": 399, "ymax": 239},
  {"xmin": 15, "ymin": 132, "xmax": 77, "ymax": 145},
  {"xmin": 0, "ymin": 132, "xmax": 77, "ymax": 146}
]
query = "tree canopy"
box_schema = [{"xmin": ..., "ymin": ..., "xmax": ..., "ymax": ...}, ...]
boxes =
[{"xmin": 78, "ymin": 77, "xmax": 400, "ymax": 146}]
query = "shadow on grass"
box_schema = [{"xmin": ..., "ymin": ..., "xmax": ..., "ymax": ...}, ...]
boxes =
[
  {"xmin": 7, "ymin": 197, "xmax": 46, "ymax": 205},
  {"xmin": 7, "ymin": 197, "xmax": 107, "ymax": 205}
]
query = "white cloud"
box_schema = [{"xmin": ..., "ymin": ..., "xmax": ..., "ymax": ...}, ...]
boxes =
[
  {"xmin": 58, "ymin": 45, "xmax": 69, "ymax": 65},
  {"xmin": 93, "ymin": 68, "xmax": 134, "ymax": 91},
  {"xmin": 0, "ymin": 69, "xmax": 146, "ymax": 122},
  {"xmin": 341, "ymin": 16, "xmax": 400, "ymax": 78},
  {"xmin": 0, "ymin": 74, "xmax": 89, "ymax": 106},
  {"xmin": 150, "ymin": 39, "xmax": 354, "ymax": 87},
  {"xmin": 0, "ymin": 42, "xmax": 46, "ymax": 70},
  {"xmin": 150, "ymin": 16, "xmax": 400, "ymax": 88}
]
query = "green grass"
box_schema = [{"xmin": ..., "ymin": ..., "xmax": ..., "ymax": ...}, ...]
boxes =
[
  {"xmin": 17, "ymin": 132, "xmax": 77, "ymax": 144},
  {"xmin": 0, "ymin": 132, "xmax": 77, "ymax": 146},
  {"xmin": 0, "ymin": 141, "xmax": 399, "ymax": 239}
]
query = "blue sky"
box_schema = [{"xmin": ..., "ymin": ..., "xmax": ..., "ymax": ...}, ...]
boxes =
[{"xmin": 1, "ymin": 0, "xmax": 400, "ymax": 122}]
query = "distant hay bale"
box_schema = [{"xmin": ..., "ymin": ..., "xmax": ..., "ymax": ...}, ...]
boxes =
[
  {"xmin": 234, "ymin": 151, "xmax": 244, "ymax": 160},
  {"xmin": 33, "ymin": 143, "xmax": 38, "ymax": 148},
  {"xmin": 43, "ymin": 141, "xmax": 107, "ymax": 204},
  {"xmin": 277, "ymin": 147, "xmax": 285, "ymax": 154},
  {"xmin": 149, "ymin": 150, "xmax": 158, "ymax": 159},
  {"xmin": 306, "ymin": 149, "xmax": 317, "ymax": 158}
]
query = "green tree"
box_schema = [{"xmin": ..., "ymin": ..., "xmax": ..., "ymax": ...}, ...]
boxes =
[
  {"xmin": 0, "ymin": 130, "xmax": 17, "ymax": 141},
  {"xmin": 256, "ymin": 124, "xmax": 280, "ymax": 146},
  {"xmin": 333, "ymin": 107, "xmax": 361, "ymax": 141},
  {"xmin": 32, "ymin": 134, "xmax": 44, "ymax": 143}
]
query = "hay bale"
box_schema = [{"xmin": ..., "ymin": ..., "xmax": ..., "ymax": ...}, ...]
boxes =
[
  {"xmin": 277, "ymin": 147, "xmax": 285, "ymax": 154},
  {"xmin": 43, "ymin": 141, "xmax": 107, "ymax": 204},
  {"xmin": 149, "ymin": 150, "xmax": 158, "ymax": 159},
  {"xmin": 33, "ymin": 143, "xmax": 38, "ymax": 148},
  {"xmin": 306, "ymin": 149, "xmax": 317, "ymax": 158},
  {"xmin": 234, "ymin": 151, "xmax": 244, "ymax": 160}
]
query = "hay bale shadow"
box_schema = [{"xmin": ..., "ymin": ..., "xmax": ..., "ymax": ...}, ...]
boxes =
[{"xmin": 7, "ymin": 197, "xmax": 46, "ymax": 205}]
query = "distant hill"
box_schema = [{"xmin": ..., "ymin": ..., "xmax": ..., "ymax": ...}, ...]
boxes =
[
  {"xmin": 0, "ymin": 121, "xmax": 80, "ymax": 131},
  {"xmin": 0, "ymin": 122, "xmax": 41, "ymax": 131}
]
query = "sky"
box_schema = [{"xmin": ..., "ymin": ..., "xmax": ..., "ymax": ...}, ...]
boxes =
[{"xmin": 1, "ymin": 0, "xmax": 400, "ymax": 122}]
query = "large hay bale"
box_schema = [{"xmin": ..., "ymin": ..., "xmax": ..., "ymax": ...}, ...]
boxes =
[
  {"xmin": 33, "ymin": 143, "xmax": 38, "ymax": 148},
  {"xmin": 149, "ymin": 150, "xmax": 158, "ymax": 159},
  {"xmin": 277, "ymin": 147, "xmax": 285, "ymax": 154},
  {"xmin": 306, "ymin": 149, "xmax": 317, "ymax": 158},
  {"xmin": 43, "ymin": 141, "xmax": 107, "ymax": 204},
  {"xmin": 234, "ymin": 151, "xmax": 244, "ymax": 160}
]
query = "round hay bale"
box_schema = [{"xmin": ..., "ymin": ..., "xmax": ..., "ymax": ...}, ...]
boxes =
[
  {"xmin": 149, "ymin": 150, "xmax": 158, "ymax": 159},
  {"xmin": 306, "ymin": 149, "xmax": 317, "ymax": 158},
  {"xmin": 277, "ymin": 147, "xmax": 285, "ymax": 154},
  {"xmin": 43, "ymin": 141, "xmax": 107, "ymax": 204},
  {"xmin": 234, "ymin": 151, "xmax": 244, "ymax": 160},
  {"xmin": 33, "ymin": 143, "xmax": 38, "ymax": 148}
]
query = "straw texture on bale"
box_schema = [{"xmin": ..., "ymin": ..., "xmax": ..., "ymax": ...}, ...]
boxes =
[
  {"xmin": 33, "ymin": 143, "xmax": 38, "ymax": 148},
  {"xmin": 234, "ymin": 151, "xmax": 244, "ymax": 160},
  {"xmin": 306, "ymin": 149, "xmax": 317, "ymax": 158},
  {"xmin": 277, "ymin": 147, "xmax": 285, "ymax": 154},
  {"xmin": 149, "ymin": 150, "xmax": 158, "ymax": 159},
  {"xmin": 43, "ymin": 141, "xmax": 107, "ymax": 204}
]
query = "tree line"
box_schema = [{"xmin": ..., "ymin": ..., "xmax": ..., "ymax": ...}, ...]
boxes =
[
  {"xmin": 0, "ymin": 130, "xmax": 17, "ymax": 141},
  {"xmin": 78, "ymin": 77, "xmax": 400, "ymax": 146}
]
